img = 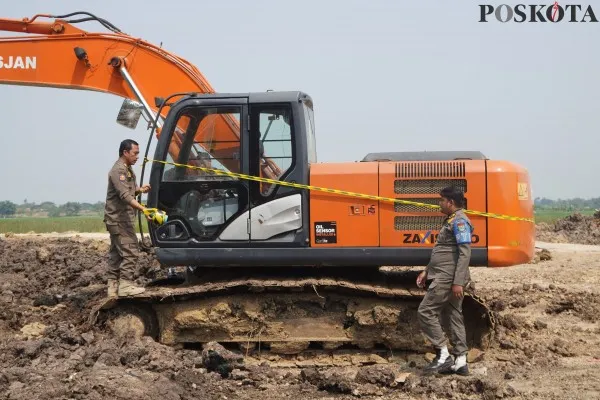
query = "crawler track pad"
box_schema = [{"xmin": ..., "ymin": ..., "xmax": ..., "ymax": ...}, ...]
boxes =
[{"xmin": 102, "ymin": 268, "xmax": 495, "ymax": 356}]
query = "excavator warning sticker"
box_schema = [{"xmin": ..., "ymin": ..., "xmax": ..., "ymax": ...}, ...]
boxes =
[
  {"xmin": 518, "ymin": 182, "xmax": 529, "ymax": 200},
  {"xmin": 315, "ymin": 221, "xmax": 337, "ymax": 244}
]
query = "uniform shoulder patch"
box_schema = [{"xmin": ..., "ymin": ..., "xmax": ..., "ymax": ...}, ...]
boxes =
[
  {"xmin": 453, "ymin": 218, "xmax": 472, "ymax": 244},
  {"xmin": 119, "ymin": 174, "xmax": 126, "ymax": 182}
]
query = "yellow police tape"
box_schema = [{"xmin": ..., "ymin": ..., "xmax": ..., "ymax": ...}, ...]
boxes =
[{"xmin": 143, "ymin": 158, "xmax": 534, "ymax": 223}]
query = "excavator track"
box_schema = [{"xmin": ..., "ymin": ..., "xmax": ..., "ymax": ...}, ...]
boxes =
[{"xmin": 96, "ymin": 267, "xmax": 496, "ymax": 364}]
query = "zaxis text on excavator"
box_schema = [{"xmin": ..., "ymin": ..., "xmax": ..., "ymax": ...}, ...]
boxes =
[{"xmin": 0, "ymin": 11, "xmax": 535, "ymax": 359}]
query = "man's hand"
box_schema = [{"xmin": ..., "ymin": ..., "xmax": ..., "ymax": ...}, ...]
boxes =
[
  {"xmin": 452, "ymin": 284, "xmax": 464, "ymax": 299},
  {"xmin": 142, "ymin": 208, "xmax": 153, "ymax": 221},
  {"xmin": 416, "ymin": 270, "xmax": 427, "ymax": 288},
  {"xmin": 139, "ymin": 184, "xmax": 151, "ymax": 194},
  {"xmin": 129, "ymin": 199, "xmax": 148, "ymax": 215}
]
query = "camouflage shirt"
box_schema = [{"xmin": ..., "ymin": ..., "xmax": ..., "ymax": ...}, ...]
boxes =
[
  {"xmin": 103, "ymin": 159, "xmax": 138, "ymax": 225},
  {"xmin": 426, "ymin": 209, "xmax": 473, "ymax": 287}
]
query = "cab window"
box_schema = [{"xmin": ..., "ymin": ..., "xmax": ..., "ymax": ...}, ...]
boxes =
[{"xmin": 257, "ymin": 106, "xmax": 293, "ymax": 196}]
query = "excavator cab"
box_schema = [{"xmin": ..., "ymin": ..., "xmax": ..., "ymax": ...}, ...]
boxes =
[
  {"xmin": 142, "ymin": 90, "xmax": 534, "ymax": 271},
  {"xmin": 145, "ymin": 91, "xmax": 316, "ymax": 267}
]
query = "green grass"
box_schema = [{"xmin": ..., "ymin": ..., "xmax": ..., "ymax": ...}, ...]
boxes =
[
  {"xmin": 0, "ymin": 216, "xmax": 105, "ymax": 234},
  {"xmin": 0, "ymin": 209, "xmax": 594, "ymax": 234},
  {"xmin": 0, "ymin": 216, "xmax": 148, "ymax": 234},
  {"xmin": 534, "ymin": 209, "xmax": 595, "ymax": 224}
]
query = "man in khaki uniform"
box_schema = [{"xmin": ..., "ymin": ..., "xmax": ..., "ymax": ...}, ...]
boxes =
[
  {"xmin": 104, "ymin": 139, "xmax": 150, "ymax": 298},
  {"xmin": 416, "ymin": 186, "xmax": 473, "ymax": 376}
]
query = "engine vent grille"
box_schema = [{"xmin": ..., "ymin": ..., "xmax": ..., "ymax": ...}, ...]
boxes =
[
  {"xmin": 394, "ymin": 216, "xmax": 446, "ymax": 231},
  {"xmin": 394, "ymin": 198, "xmax": 468, "ymax": 213},
  {"xmin": 394, "ymin": 179, "xmax": 467, "ymax": 194},
  {"xmin": 395, "ymin": 162, "xmax": 466, "ymax": 178}
]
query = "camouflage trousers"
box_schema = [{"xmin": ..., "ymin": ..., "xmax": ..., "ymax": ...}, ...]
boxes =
[
  {"xmin": 105, "ymin": 222, "xmax": 139, "ymax": 281},
  {"xmin": 417, "ymin": 278, "xmax": 469, "ymax": 356}
]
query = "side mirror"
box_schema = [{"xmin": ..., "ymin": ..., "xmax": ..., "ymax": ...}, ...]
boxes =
[{"xmin": 116, "ymin": 99, "xmax": 144, "ymax": 129}]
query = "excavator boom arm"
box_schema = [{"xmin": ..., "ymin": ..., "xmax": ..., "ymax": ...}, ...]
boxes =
[
  {"xmin": 0, "ymin": 12, "xmax": 242, "ymax": 171},
  {"xmin": 0, "ymin": 13, "xmax": 86, "ymax": 35}
]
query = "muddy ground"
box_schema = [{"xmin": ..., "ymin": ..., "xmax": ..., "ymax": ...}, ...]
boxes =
[{"xmin": 1, "ymin": 214, "xmax": 599, "ymax": 399}]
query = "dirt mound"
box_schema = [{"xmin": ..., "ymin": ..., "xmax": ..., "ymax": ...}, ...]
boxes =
[
  {"xmin": 530, "ymin": 248, "xmax": 552, "ymax": 264},
  {"xmin": 536, "ymin": 212, "xmax": 600, "ymax": 245},
  {"xmin": 488, "ymin": 282, "xmax": 600, "ymax": 354}
]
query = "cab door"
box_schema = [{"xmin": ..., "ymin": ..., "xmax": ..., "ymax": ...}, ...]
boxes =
[
  {"xmin": 246, "ymin": 102, "xmax": 305, "ymax": 245},
  {"xmin": 147, "ymin": 97, "xmax": 251, "ymax": 247}
]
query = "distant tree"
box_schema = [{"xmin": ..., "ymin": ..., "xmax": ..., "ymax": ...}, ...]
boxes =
[
  {"xmin": 534, "ymin": 196, "xmax": 600, "ymax": 211},
  {"xmin": 0, "ymin": 201, "xmax": 17, "ymax": 217},
  {"xmin": 39, "ymin": 201, "xmax": 56, "ymax": 210},
  {"xmin": 92, "ymin": 201, "xmax": 105, "ymax": 213},
  {"xmin": 62, "ymin": 202, "xmax": 81, "ymax": 216}
]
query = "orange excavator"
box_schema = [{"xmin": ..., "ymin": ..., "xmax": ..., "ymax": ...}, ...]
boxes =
[{"xmin": 0, "ymin": 12, "xmax": 535, "ymax": 360}]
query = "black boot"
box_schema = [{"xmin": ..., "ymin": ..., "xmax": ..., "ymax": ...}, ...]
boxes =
[
  {"xmin": 440, "ymin": 354, "xmax": 469, "ymax": 376},
  {"xmin": 453, "ymin": 364, "xmax": 469, "ymax": 376},
  {"xmin": 423, "ymin": 347, "xmax": 453, "ymax": 375}
]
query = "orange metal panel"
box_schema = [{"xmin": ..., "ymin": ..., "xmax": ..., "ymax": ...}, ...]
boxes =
[
  {"xmin": 486, "ymin": 161, "xmax": 535, "ymax": 267},
  {"xmin": 378, "ymin": 160, "xmax": 488, "ymax": 249},
  {"xmin": 309, "ymin": 162, "xmax": 379, "ymax": 247}
]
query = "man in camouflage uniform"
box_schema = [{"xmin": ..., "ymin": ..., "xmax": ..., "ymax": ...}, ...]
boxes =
[
  {"xmin": 416, "ymin": 186, "xmax": 473, "ymax": 376},
  {"xmin": 104, "ymin": 139, "xmax": 151, "ymax": 298}
]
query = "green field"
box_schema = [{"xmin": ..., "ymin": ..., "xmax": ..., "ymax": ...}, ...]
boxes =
[
  {"xmin": 0, "ymin": 216, "xmax": 145, "ymax": 234},
  {"xmin": 533, "ymin": 209, "xmax": 595, "ymax": 224},
  {"xmin": 0, "ymin": 209, "xmax": 594, "ymax": 234}
]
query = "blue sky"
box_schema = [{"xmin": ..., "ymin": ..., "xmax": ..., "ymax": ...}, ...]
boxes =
[{"xmin": 1, "ymin": 0, "xmax": 598, "ymax": 203}]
